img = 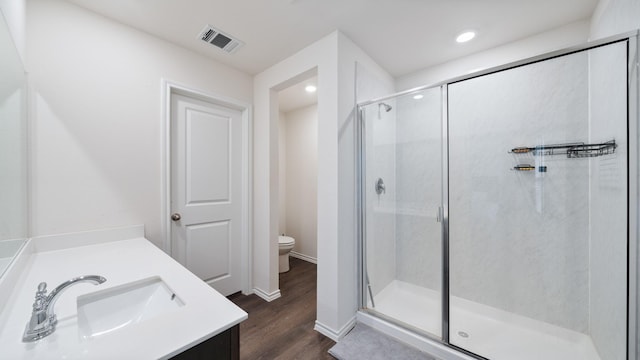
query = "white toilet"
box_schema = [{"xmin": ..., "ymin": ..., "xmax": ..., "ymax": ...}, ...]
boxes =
[{"xmin": 278, "ymin": 235, "xmax": 295, "ymax": 273}]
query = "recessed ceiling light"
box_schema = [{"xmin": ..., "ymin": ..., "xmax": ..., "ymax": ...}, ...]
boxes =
[
  {"xmin": 413, "ymin": 94, "xmax": 424, "ymax": 100},
  {"xmin": 305, "ymin": 85, "xmax": 317, "ymax": 93},
  {"xmin": 456, "ymin": 31, "xmax": 476, "ymax": 43}
]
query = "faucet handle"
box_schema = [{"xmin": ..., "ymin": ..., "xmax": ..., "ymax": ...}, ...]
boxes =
[
  {"xmin": 37, "ymin": 282, "xmax": 47, "ymax": 293},
  {"xmin": 32, "ymin": 282, "xmax": 48, "ymax": 311}
]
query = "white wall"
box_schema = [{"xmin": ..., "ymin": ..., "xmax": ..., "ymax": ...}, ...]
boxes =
[
  {"xmin": 396, "ymin": 20, "xmax": 590, "ymax": 92},
  {"xmin": 27, "ymin": 0, "xmax": 253, "ymax": 249},
  {"xmin": 336, "ymin": 33, "xmax": 395, "ymax": 333},
  {"xmin": 278, "ymin": 111, "xmax": 287, "ymax": 234},
  {"xmin": 0, "ymin": 2, "xmax": 26, "ymax": 242},
  {"xmin": 0, "ymin": 88, "xmax": 26, "ymax": 241},
  {"xmin": 589, "ymin": 0, "xmax": 640, "ymax": 39},
  {"xmin": 0, "ymin": 0, "xmax": 25, "ymax": 62},
  {"xmin": 253, "ymin": 32, "xmax": 336, "ymax": 308},
  {"xmin": 253, "ymin": 30, "xmax": 393, "ymax": 340},
  {"xmin": 280, "ymin": 105, "xmax": 318, "ymax": 260}
]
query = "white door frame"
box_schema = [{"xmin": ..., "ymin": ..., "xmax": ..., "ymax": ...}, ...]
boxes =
[{"xmin": 161, "ymin": 79, "xmax": 252, "ymax": 295}]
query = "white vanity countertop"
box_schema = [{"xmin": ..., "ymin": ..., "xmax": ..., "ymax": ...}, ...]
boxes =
[{"xmin": 0, "ymin": 231, "xmax": 247, "ymax": 359}]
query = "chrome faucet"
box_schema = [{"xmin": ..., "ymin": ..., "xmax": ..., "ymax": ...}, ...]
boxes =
[{"xmin": 22, "ymin": 275, "xmax": 106, "ymax": 342}]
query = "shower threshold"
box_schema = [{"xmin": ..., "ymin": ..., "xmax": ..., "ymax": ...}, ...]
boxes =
[{"xmin": 370, "ymin": 280, "xmax": 600, "ymax": 360}]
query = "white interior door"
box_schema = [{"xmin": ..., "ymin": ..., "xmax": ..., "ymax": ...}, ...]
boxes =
[{"xmin": 171, "ymin": 93, "xmax": 242, "ymax": 296}]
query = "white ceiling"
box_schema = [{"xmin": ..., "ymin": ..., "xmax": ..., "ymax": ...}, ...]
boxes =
[
  {"xmin": 278, "ymin": 76, "xmax": 318, "ymax": 113},
  {"xmin": 64, "ymin": 0, "xmax": 599, "ymax": 78}
]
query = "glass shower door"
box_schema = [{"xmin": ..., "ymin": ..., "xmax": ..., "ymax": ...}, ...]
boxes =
[
  {"xmin": 447, "ymin": 40, "xmax": 628, "ymax": 360},
  {"xmin": 360, "ymin": 87, "xmax": 444, "ymax": 339}
]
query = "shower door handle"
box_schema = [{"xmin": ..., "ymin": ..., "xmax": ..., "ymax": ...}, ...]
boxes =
[{"xmin": 436, "ymin": 207, "xmax": 442, "ymax": 222}]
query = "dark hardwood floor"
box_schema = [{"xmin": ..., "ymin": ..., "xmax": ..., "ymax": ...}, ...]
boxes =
[{"xmin": 228, "ymin": 257, "xmax": 336, "ymax": 360}]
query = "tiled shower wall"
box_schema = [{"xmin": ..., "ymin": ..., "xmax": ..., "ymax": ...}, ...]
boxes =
[
  {"xmin": 589, "ymin": 0, "xmax": 640, "ymax": 358},
  {"xmin": 588, "ymin": 41, "xmax": 627, "ymax": 360},
  {"xmin": 365, "ymin": 102, "xmax": 397, "ymax": 297},
  {"xmin": 447, "ymin": 51, "xmax": 591, "ymax": 332},
  {"xmin": 395, "ymin": 88, "xmax": 442, "ymax": 291},
  {"xmin": 359, "ymin": 62, "xmax": 397, "ymax": 298}
]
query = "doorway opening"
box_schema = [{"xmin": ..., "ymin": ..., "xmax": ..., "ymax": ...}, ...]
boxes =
[{"xmin": 276, "ymin": 75, "xmax": 318, "ymax": 284}]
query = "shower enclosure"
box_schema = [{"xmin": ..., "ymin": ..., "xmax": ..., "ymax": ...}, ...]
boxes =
[{"xmin": 357, "ymin": 34, "xmax": 638, "ymax": 360}]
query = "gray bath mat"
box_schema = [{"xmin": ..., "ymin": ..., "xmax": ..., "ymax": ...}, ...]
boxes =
[{"xmin": 329, "ymin": 323, "xmax": 437, "ymax": 360}]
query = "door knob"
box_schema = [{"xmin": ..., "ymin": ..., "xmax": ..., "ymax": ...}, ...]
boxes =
[{"xmin": 171, "ymin": 213, "xmax": 181, "ymax": 221}]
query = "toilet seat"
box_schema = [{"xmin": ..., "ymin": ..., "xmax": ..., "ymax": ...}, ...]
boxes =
[
  {"xmin": 278, "ymin": 235, "xmax": 295, "ymax": 246},
  {"xmin": 278, "ymin": 236, "xmax": 295, "ymax": 273}
]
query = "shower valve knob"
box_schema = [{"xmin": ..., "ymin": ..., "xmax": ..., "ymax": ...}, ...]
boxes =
[{"xmin": 375, "ymin": 178, "xmax": 386, "ymax": 195}]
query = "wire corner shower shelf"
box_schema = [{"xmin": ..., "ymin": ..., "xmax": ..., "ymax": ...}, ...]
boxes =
[
  {"xmin": 510, "ymin": 140, "xmax": 616, "ymax": 172},
  {"xmin": 510, "ymin": 139, "xmax": 617, "ymax": 158}
]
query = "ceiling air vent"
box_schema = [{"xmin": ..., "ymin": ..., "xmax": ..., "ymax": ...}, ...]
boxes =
[{"xmin": 198, "ymin": 25, "xmax": 244, "ymax": 54}]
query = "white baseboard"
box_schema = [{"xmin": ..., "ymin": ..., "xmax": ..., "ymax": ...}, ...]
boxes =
[
  {"xmin": 290, "ymin": 251, "xmax": 317, "ymax": 264},
  {"xmin": 253, "ymin": 287, "xmax": 281, "ymax": 302},
  {"xmin": 241, "ymin": 288, "xmax": 253, "ymax": 296},
  {"xmin": 314, "ymin": 316, "xmax": 356, "ymax": 342}
]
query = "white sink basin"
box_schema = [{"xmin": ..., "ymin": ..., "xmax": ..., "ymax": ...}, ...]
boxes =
[{"xmin": 77, "ymin": 277, "xmax": 184, "ymax": 339}]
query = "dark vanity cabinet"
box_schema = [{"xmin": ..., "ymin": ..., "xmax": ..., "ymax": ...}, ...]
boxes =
[{"xmin": 170, "ymin": 325, "xmax": 239, "ymax": 360}]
